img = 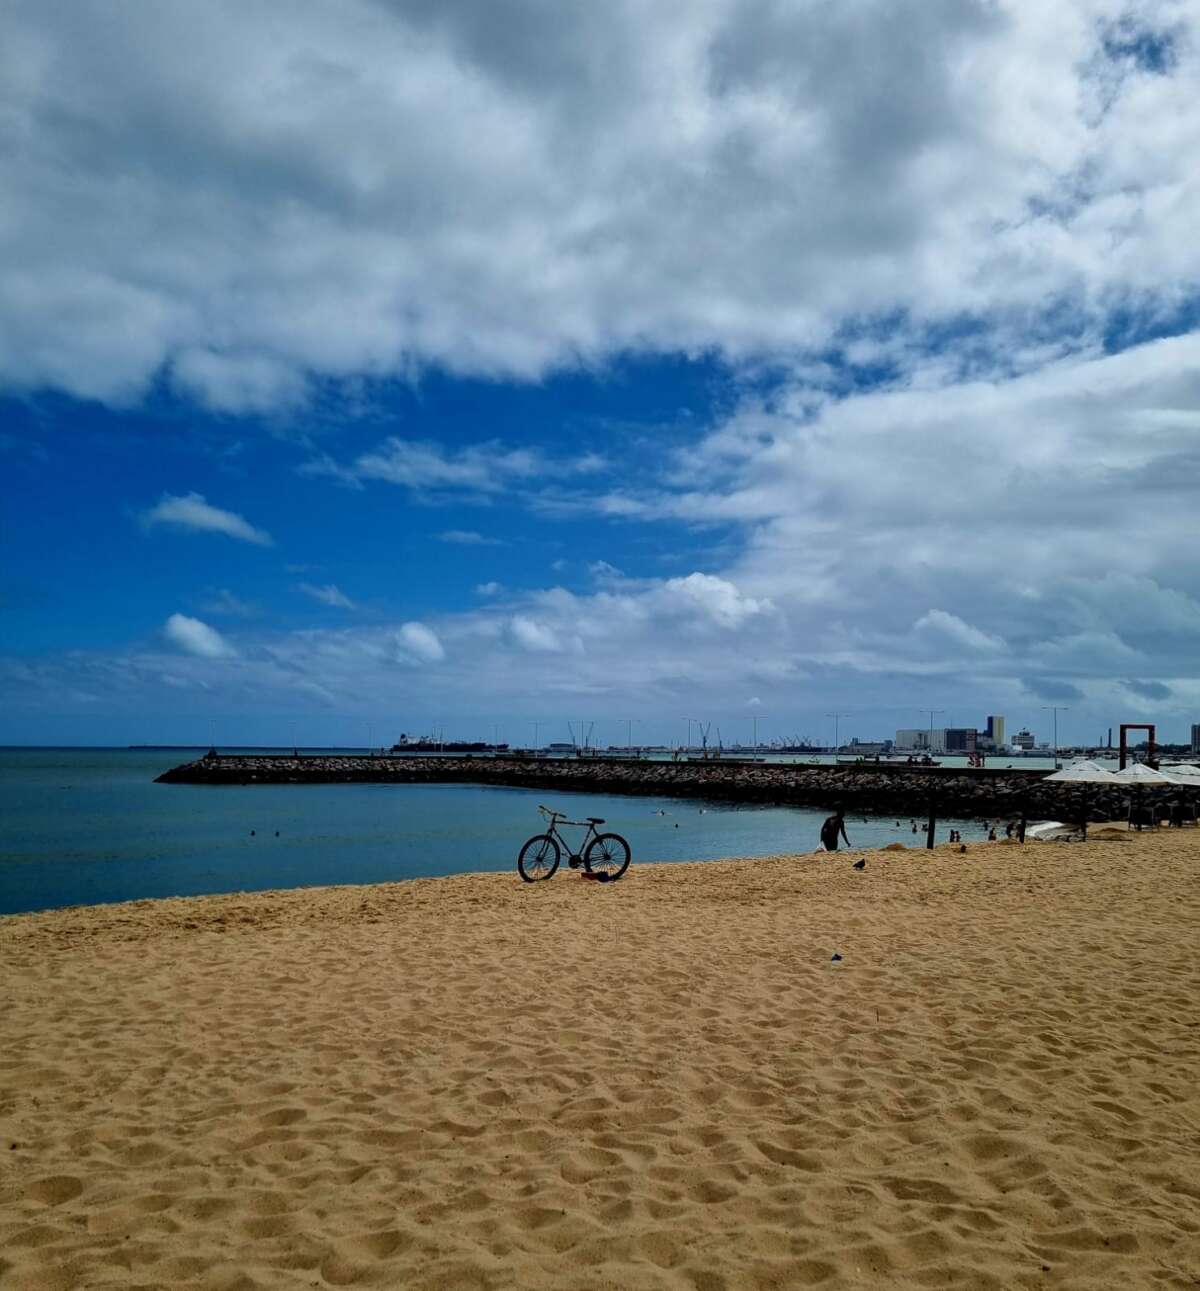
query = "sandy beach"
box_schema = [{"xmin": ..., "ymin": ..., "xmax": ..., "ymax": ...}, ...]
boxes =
[{"xmin": 2, "ymin": 833, "xmax": 1198, "ymax": 1290}]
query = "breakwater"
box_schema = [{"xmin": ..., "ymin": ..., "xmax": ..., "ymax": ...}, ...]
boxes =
[{"xmin": 155, "ymin": 754, "xmax": 1190, "ymax": 821}]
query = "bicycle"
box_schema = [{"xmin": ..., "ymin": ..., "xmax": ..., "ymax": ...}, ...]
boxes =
[{"xmin": 517, "ymin": 805, "xmax": 631, "ymax": 883}]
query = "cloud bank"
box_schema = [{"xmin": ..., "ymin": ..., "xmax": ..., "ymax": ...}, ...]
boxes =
[{"xmin": 3, "ymin": 0, "xmax": 1200, "ymax": 406}]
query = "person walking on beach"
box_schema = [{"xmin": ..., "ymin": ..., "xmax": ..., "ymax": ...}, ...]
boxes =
[{"xmin": 820, "ymin": 809, "xmax": 849, "ymax": 852}]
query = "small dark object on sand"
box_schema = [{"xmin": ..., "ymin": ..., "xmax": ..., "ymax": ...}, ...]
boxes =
[
  {"xmin": 852, "ymin": 858, "xmax": 866, "ymax": 870},
  {"xmin": 250, "ymin": 830, "xmax": 255, "ymax": 836},
  {"xmin": 959, "ymin": 844, "xmax": 967, "ymax": 853},
  {"xmin": 831, "ymin": 953, "xmax": 843, "ymax": 962}
]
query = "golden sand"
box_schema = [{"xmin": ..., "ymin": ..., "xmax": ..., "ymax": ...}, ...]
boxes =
[{"xmin": 2, "ymin": 834, "xmax": 1198, "ymax": 1290}]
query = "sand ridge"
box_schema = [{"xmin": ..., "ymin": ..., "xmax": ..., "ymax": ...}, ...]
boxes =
[{"xmin": 1, "ymin": 835, "xmax": 1198, "ymax": 1289}]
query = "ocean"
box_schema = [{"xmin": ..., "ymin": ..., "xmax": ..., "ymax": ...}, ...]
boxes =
[{"xmin": 1, "ymin": 748, "xmax": 1018, "ymax": 916}]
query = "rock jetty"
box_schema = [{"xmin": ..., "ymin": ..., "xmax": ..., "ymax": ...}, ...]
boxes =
[{"xmin": 155, "ymin": 753, "xmax": 1192, "ymax": 822}]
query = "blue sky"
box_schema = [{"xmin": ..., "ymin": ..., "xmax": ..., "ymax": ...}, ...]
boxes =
[
  {"xmin": 2, "ymin": 356, "xmax": 737, "ymax": 651},
  {"xmin": 3, "ymin": 0, "xmax": 1200, "ymax": 748}
]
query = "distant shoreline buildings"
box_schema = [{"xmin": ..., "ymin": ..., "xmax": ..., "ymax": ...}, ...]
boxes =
[{"xmin": 895, "ymin": 714, "xmax": 1026, "ymax": 755}]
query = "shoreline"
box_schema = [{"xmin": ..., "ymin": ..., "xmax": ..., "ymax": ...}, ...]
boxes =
[
  {"xmin": 0, "ymin": 827, "xmax": 1078, "ymax": 922},
  {"xmin": 4, "ymin": 832, "xmax": 1198, "ymax": 1289}
]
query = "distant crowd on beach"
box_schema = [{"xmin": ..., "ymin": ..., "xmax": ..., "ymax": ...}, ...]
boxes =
[{"xmin": 816, "ymin": 810, "xmax": 1027, "ymax": 851}]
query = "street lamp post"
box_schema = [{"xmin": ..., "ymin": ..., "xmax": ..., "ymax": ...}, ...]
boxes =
[
  {"xmin": 1041, "ymin": 706, "xmax": 1068, "ymax": 768},
  {"xmin": 825, "ymin": 712, "xmax": 848, "ymax": 764},
  {"xmin": 922, "ymin": 709, "xmax": 945, "ymax": 757}
]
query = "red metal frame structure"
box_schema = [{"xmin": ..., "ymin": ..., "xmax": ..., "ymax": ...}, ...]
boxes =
[{"xmin": 1118, "ymin": 723, "xmax": 1156, "ymax": 770}]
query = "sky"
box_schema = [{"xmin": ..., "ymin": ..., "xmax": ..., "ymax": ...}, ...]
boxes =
[{"xmin": 3, "ymin": 0, "xmax": 1200, "ymax": 749}]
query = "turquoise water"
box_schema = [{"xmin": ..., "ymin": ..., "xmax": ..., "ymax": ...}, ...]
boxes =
[{"xmin": 0, "ymin": 748, "xmax": 997, "ymax": 916}]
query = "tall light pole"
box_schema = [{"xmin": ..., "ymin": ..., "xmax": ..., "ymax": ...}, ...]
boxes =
[
  {"xmin": 825, "ymin": 712, "xmax": 848, "ymax": 763},
  {"xmin": 532, "ymin": 720, "xmax": 541, "ymax": 752},
  {"xmin": 1041, "ymin": 706, "xmax": 1068, "ymax": 768},
  {"xmin": 921, "ymin": 708, "xmax": 945, "ymax": 755},
  {"xmin": 752, "ymin": 715, "xmax": 759, "ymax": 755}
]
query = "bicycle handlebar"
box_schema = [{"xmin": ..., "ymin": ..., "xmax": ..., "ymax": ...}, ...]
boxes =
[{"xmin": 538, "ymin": 804, "xmax": 589, "ymax": 826}]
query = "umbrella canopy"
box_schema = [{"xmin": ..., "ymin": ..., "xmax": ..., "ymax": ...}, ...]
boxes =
[
  {"xmin": 1162, "ymin": 763, "xmax": 1200, "ymax": 779},
  {"xmin": 1044, "ymin": 762, "xmax": 1117, "ymax": 783},
  {"xmin": 1110, "ymin": 763, "xmax": 1173, "ymax": 785}
]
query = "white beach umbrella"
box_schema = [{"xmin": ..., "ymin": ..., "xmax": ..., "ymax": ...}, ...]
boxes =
[
  {"xmin": 1110, "ymin": 763, "xmax": 1172, "ymax": 785},
  {"xmin": 1044, "ymin": 762, "xmax": 1117, "ymax": 783},
  {"xmin": 1161, "ymin": 765, "xmax": 1200, "ymax": 787}
]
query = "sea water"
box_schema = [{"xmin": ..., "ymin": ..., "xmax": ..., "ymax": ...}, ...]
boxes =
[{"xmin": 0, "ymin": 748, "xmax": 1002, "ymax": 916}]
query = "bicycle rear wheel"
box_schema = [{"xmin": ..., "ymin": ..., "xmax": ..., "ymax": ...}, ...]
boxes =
[
  {"xmin": 583, "ymin": 832, "xmax": 630, "ymax": 880},
  {"xmin": 518, "ymin": 833, "xmax": 561, "ymax": 882}
]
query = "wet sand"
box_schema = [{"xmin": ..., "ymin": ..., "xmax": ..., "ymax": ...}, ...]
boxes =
[{"xmin": 2, "ymin": 833, "xmax": 1198, "ymax": 1289}]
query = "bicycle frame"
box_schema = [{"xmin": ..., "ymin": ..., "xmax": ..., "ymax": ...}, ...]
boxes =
[{"xmin": 539, "ymin": 806, "xmax": 600, "ymax": 864}]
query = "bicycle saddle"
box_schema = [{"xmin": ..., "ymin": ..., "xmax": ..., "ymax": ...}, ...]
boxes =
[{"xmin": 587, "ymin": 816, "xmax": 605, "ymax": 824}]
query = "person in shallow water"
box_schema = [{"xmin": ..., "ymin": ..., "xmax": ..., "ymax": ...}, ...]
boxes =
[{"xmin": 820, "ymin": 809, "xmax": 849, "ymax": 852}]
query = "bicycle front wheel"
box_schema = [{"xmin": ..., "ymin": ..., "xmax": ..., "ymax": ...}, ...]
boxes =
[
  {"xmin": 584, "ymin": 832, "xmax": 630, "ymax": 880},
  {"xmin": 518, "ymin": 834, "xmax": 561, "ymax": 882}
]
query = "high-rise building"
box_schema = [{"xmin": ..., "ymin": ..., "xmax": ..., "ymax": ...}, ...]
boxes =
[
  {"xmin": 985, "ymin": 715, "xmax": 1006, "ymax": 747},
  {"xmin": 1012, "ymin": 728, "xmax": 1035, "ymax": 750},
  {"xmin": 944, "ymin": 728, "xmax": 977, "ymax": 752},
  {"xmin": 1192, "ymin": 724, "xmax": 1200, "ymax": 754}
]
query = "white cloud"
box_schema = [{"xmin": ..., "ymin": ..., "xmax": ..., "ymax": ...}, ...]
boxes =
[
  {"xmin": 395, "ymin": 621, "xmax": 445, "ymax": 664},
  {"xmin": 308, "ymin": 438, "xmax": 603, "ymax": 499},
  {"xmin": 199, "ymin": 588, "xmax": 261, "ymax": 618},
  {"xmin": 439, "ymin": 530, "xmax": 506, "ymax": 546},
  {"xmin": 171, "ymin": 349, "xmax": 308, "ymax": 414},
  {"xmin": 142, "ymin": 492, "xmax": 272, "ymax": 546},
  {"xmin": 348, "ymin": 439, "xmax": 539, "ymax": 492},
  {"xmin": 299, "ymin": 582, "xmax": 355, "ymax": 609},
  {"xmin": 6, "ymin": 3, "xmax": 1200, "ymax": 406},
  {"xmin": 913, "ymin": 610, "xmax": 1006, "ymax": 653},
  {"xmin": 164, "ymin": 613, "xmax": 236, "ymax": 659},
  {"xmin": 656, "ymin": 574, "xmax": 774, "ymax": 629},
  {"xmin": 510, "ymin": 615, "xmax": 562, "ymax": 653},
  {"xmin": 475, "ymin": 581, "xmax": 503, "ymax": 596}
]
